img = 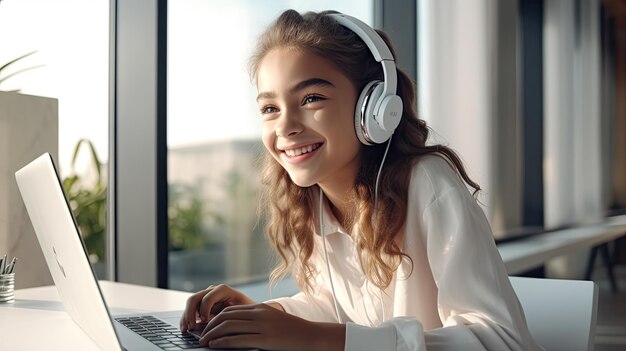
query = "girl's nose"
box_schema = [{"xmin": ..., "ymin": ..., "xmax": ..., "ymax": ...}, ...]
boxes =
[{"xmin": 275, "ymin": 109, "xmax": 304, "ymax": 137}]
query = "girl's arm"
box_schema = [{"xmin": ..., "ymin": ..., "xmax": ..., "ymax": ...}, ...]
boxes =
[
  {"xmin": 418, "ymin": 185, "xmax": 539, "ymax": 350},
  {"xmin": 414, "ymin": 157, "xmax": 540, "ymax": 350},
  {"xmin": 266, "ymin": 287, "xmax": 340, "ymax": 323},
  {"xmin": 265, "ymin": 246, "xmax": 344, "ymax": 323},
  {"xmin": 198, "ymin": 302, "xmax": 346, "ymax": 350},
  {"xmin": 181, "ymin": 284, "xmax": 347, "ymax": 350},
  {"xmin": 344, "ymin": 157, "xmax": 542, "ymax": 351}
]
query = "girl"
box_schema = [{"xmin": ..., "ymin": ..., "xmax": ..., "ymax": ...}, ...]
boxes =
[{"xmin": 180, "ymin": 9, "xmax": 542, "ymax": 351}]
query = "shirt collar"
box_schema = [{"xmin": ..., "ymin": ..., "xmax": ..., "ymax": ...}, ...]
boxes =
[{"xmin": 317, "ymin": 191, "xmax": 349, "ymax": 237}]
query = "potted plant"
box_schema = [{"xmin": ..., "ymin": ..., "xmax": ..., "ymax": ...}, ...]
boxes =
[{"xmin": 62, "ymin": 139, "xmax": 107, "ymax": 273}]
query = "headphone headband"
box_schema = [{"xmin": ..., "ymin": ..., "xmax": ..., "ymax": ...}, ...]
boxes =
[
  {"xmin": 328, "ymin": 13, "xmax": 403, "ymax": 145},
  {"xmin": 328, "ymin": 13, "xmax": 397, "ymax": 97}
]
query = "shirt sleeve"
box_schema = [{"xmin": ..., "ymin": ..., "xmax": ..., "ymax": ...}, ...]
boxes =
[
  {"xmin": 264, "ymin": 258, "xmax": 340, "ymax": 323},
  {"xmin": 344, "ymin": 317, "xmax": 490, "ymax": 351},
  {"xmin": 414, "ymin": 185, "xmax": 541, "ymax": 350},
  {"xmin": 266, "ymin": 287, "xmax": 338, "ymax": 323},
  {"xmin": 345, "ymin": 161, "xmax": 541, "ymax": 350},
  {"xmin": 345, "ymin": 318, "xmax": 426, "ymax": 351}
]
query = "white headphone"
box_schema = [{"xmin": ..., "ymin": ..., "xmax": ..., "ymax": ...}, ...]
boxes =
[
  {"xmin": 318, "ymin": 14, "xmax": 396, "ymax": 324},
  {"xmin": 328, "ymin": 13, "xmax": 403, "ymax": 145}
]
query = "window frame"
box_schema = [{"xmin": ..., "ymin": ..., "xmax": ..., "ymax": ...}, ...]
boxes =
[{"xmin": 108, "ymin": 0, "xmax": 168, "ymax": 287}]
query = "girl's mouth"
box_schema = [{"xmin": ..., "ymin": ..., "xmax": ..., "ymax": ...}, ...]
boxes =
[{"xmin": 284, "ymin": 143, "xmax": 322, "ymax": 157}]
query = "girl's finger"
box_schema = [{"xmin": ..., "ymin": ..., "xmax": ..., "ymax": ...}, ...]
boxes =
[
  {"xmin": 201, "ymin": 306, "xmax": 262, "ymax": 337},
  {"xmin": 200, "ymin": 319, "xmax": 259, "ymax": 344},
  {"xmin": 198, "ymin": 287, "xmax": 228, "ymax": 322},
  {"xmin": 181, "ymin": 286, "xmax": 215, "ymax": 331},
  {"xmin": 201, "ymin": 333, "xmax": 260, "ymax": 349}
]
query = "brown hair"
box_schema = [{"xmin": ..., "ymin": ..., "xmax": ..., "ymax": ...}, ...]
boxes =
[{"xmin": 249, "ymin": 9, "xmax": 480, "ymax": 292}]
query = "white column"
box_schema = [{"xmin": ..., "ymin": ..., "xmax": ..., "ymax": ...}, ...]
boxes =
[
  {"xmin": 575, "ymin": 0, "xmax": 603, "ymax": 222},
  {"xmin": 418, "ymin": 0, "xmax": 494, "ymax": 218},
  {"xmin": 418, "ymin": 0, "xmax": 527, "ymax": 235},
  {"xmin": 544, "ymin": 0, "xmax": 602, "ymax": 278},
  {"xmin": 543, "ymin": 0, "xmax": 576, "ymax": 229}
]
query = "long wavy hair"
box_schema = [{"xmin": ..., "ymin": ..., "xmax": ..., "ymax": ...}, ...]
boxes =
[{"xmin": 249, "ymin": 9, "xmax": 480, "ymax": 292}]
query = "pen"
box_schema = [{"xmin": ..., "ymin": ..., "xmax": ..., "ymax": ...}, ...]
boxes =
[
  {"xmin": 0, "ymin": 255, "xmax": 5, "ymax": 275},
  {"xmin": 6, "ymin": 257, "xmax": 17, "ymax": 274}
]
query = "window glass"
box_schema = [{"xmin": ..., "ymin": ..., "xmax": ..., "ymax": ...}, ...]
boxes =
[
  {"xmin": 0, "ymin": 0, "xmax": 109, "ymax": 277},
  {"xmin": 168, "ymin": 0, "xmax": 373, "ymax": 291}
]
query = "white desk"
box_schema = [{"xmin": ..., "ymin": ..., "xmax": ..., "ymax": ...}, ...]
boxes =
[
  {"xmin": 498, "ymin": 222, "xmax": 626, "ymax": 275},
  {"xmin": 1, "ymin": 277, "xmax": 599, "ymax": 351},
  {"xmin": 0, "ymin": 281, "xmax": 193, "ymax": 351},
  {"xmin": 4, "ymin": 221, "xmax": 623, "ymax": 350}
]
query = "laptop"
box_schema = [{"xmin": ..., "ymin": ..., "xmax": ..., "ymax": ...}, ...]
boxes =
[{"xmin": 15, "ymin": 153, "xmax": 256, "ymax": 351}]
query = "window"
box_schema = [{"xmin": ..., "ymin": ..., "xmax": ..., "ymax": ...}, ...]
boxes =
[
  {"xmin": 0, "ymin": 0, "xmax": 109, "ymax": 278},
  {"xmin": 167, "ymin": 1, "xmax": 373, "ymax": 291}
]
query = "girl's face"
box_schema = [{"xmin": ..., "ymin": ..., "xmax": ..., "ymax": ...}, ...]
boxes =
[{"xmin": 257, "ymin": 47, "xmax": 361, "ymax": 188}]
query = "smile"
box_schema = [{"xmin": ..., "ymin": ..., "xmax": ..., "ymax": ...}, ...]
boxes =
[{"xmin": 284, "ymin": 143, "xmax": 322, "ymax": 157}]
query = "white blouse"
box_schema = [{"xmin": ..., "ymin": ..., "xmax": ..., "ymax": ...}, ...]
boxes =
[{"xmin": 268, "ymin": 155, "xmax": 544, "ymax": 351}]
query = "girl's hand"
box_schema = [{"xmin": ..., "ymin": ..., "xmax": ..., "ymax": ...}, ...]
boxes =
[
  {"xmin": 179, "ymin": 284, "xmax": 255, "ymax": 332},
  {"xmin": 199, "ymin": 303, "xmax": 345, "ymax": 351}
]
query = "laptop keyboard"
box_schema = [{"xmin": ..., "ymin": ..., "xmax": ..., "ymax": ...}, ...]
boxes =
[{"xmin": 115, "ymin": 315, "xmax": 201, "ymax": 350}]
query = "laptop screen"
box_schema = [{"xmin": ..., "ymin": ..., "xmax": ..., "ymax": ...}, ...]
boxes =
[{"xmin": 15, "ymin": 153, "xmax": 123, "ymax": 351}]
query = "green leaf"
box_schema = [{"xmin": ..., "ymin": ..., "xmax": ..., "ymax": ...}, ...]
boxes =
[
  {"xmin": 62, "ymin": 138, "xmax": 107, "ymax": 262},
  {"xmin": 70, "ymin": 138, "xmax": 103, "ymax": 184},
  {"xmin": 0, "ymin": 64, "xmax": 45, "ymax": 85},
  {"xmin": 0, "ymin": 51, "xmax": 44, "ymax": 89},
  {"xmin": 0, "ymin": 51, "xmax": 37, "ymax": 72}
]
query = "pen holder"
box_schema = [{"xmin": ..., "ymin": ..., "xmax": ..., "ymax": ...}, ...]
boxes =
[{"xmin": 0, "ymin": 273, "xmax": 15, "ymax": 303}]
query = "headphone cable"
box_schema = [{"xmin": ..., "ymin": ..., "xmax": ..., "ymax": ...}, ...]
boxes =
[
  {"xmin": 374, "ymin": 133, "xmax": 393, "ymax": 210},
  {"xmin": 320, "ymin": 187, "xmax": 343, "ymax": 323},
  {"xmin": 319, "ymin": 134, "xmax": 394, "ymax": 324},
  {"xmin": 374, "ymin": 134, "xmax": 393, "ymax": 323}
]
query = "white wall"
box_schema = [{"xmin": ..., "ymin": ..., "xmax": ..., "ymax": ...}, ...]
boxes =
[{"xmin": 0, "ymin": 92, "xmax": 56, "ymax": 288}]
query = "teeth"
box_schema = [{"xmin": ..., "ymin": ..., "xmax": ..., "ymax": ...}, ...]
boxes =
[{"xmin": 285, "ymin": 144, "xmax": 319, "ymax": 157}]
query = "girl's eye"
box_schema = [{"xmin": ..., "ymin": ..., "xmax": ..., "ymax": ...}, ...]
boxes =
[
  {"xmin": 303, "ymin": 95, "xmax": 324, "ymax": 105},
  {"xmin": 260, "ymin": 105, "xmax": 278, "ymax": 115}
]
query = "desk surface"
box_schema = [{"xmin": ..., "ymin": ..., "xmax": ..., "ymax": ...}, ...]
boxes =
[
  {"xmin": 4, "ymin": 221, "xmax": 624, "ymax": 350},
  {"xmin": 498, "ymin": 222, "xmax": 626, "ymax": 274},
  {"xmin": 0, "ymin": 281, "xmax": 193, "ymax": 351}
]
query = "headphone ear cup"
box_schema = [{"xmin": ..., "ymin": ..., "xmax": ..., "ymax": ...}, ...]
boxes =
[
  {"xmin": 355, "ymin": 81, "xmax": 402, "ymax": 145},
  {"xmin": 364, "ymin": 83, "xmax": 395, "ymax": 144},
  {"xmin": 354, "ymin": 80, "xmax": 381, "ymax": 145},
  {"xmin": 376, "ymin": 94, "xmax": 403, "ymax": 133}
]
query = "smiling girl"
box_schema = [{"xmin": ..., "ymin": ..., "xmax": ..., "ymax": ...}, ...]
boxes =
[{"xmin": 180, "ymin": 9, "xmax": 542, "ymax": 351}]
